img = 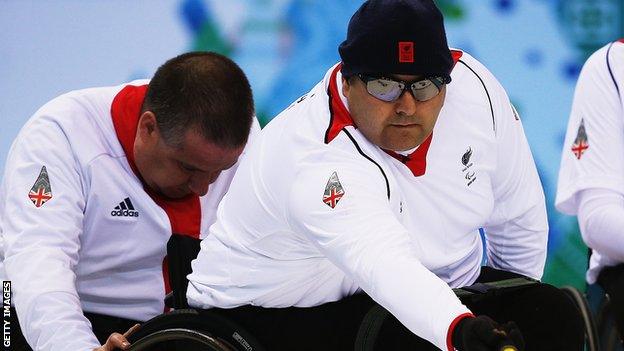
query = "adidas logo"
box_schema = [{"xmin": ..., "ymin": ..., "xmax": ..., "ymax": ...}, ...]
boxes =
[{"xmin": 111, "ymin": 197, "xmax": 139, "ymax": 217}]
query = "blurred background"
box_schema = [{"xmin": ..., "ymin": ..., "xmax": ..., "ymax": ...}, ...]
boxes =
[{"xmin": 1, "ymin": 0, "xmax": 623, "ymax": 289}]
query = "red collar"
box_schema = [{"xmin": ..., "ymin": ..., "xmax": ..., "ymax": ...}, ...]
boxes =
[
  {"xmin": 451, "ymin": 49, "xmax": 464, "ymax": 64},
  {"xmin": 324, "ymin": 63, "xmax": 354, "ymax": 144},
  {"xmin": 110, "ymin": 84, "xmax": 147, "ymax": 177},
  {"xmin": 325, "ymin": 50, "xmax": 462, "ymax": 177},
  {"xmin": 382, "ymin": 134, "xmax": 433, "ymax": 177},
  {"xmin": 619, "ymin": 38, "xmax": 624, "ymax": 44},
  {"xmin": 110, "ymin": 84, "xmax": 201, "ymax": 237}
]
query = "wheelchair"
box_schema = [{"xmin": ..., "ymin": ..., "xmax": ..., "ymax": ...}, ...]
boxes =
[
  {"xmin": 560, "ymin": 249, "xmax": 624, "ymax": 351},
  {"xmin": 586, "ymin": 282, "xmax": 624, "ymax": 351},
  {"xmin": 124, "ymin": 234, "xmax": 609, "ymax": 351},
  {"xmin": 125, "ymin": 234, "xmax": 264, "ymax": 351},
  {"xmin": 126, "ymin": 308, "xmax": 265, "ymax": 351}
]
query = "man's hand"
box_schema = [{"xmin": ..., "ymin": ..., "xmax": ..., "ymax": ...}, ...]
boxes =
[
  {"xmin": 452, "ymin": 315, "xmax": 524, "ymax": 351},
  {"xmin": 93, "ymin": 323, "xmax": 141, "ymax": 351}
]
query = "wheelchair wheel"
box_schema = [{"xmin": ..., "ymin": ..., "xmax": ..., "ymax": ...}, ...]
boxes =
[
  {"xmin": 129, "ymin": 328, "xmax": 235, "ymax": 350},
  {"xmin": 126, "ymin": 309, "xmax": 266, "ymax": 351},
  {"xmin": 561, "ymin": 286, "xmax": 600, "ymax": 351},
  {"xmin": 596, "ymin": 295, "xmax": 624, "ymax": 351}
]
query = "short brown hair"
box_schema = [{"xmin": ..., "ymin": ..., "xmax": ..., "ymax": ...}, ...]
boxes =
[{"xmin": 142, "ymin": 52, "xmax": 254, "ymax": 148}]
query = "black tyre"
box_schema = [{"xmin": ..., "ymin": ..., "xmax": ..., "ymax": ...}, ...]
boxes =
[
  {"xmin": 129, "ymin": 328, "xmax": 235, "ymax": 350},
  {"xmin": 561, "ymin": 286, "xmax": 600, "ymax": 351},
  {"xmin": 596, "ymin": 296, "xmax": 624, "ymax": 351},
  {"xmin": 127, "ymin": 309, "xmax": 265, "ymax": 351}
]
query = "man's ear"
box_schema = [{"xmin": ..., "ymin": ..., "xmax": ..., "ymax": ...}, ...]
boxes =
[
  {"xmin": 136, "ymin": 111, "xmax": 159, "ymax": 142},
  {"xmin": 342, "ymin": 76, "xmax": 351, "ymax": 98}
]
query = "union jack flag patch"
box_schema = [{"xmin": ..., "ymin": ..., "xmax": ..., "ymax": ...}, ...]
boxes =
[
  {"xmin": 28, "ymin": 166, "xmax": 53, "ymax": 208},
  {"xmin": 571, "ymin": 119, "xmax": 589, "ymax": 160},
  {"xmin": 322, "ymin": 171, "xmax": 345, "ymax": 209}
]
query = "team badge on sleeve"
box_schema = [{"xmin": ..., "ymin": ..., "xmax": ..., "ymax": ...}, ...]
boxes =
[
  {"xmin": 322, "ymin": 171, "xmax": 345, "ymax": 209},
  {"xmin": 571, "ymin": 119, "xmax": 589, "ymax": 160},
  {"xmin": 28, "ymin": 166, "xmax": 53, "ymax": 208}
]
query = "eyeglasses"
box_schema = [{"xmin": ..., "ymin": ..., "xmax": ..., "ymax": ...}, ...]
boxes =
[{"xmin": 356, "ymin": 74, "xmax": 449, "ymax": 102}]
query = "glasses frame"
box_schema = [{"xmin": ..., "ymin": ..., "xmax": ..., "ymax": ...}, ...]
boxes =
[{"xmin": 356, "ymin": 74, "xmax": 450, "ymax": 102}]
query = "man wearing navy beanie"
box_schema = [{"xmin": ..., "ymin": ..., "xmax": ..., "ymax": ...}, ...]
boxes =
[{"xmin": 186, "ymin": 1, "xmax": 585, "ymax": 350}]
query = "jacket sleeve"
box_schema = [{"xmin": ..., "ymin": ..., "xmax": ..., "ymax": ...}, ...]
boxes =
[
  {"xmin": 199, "ymin": 116, "xmax": 262, "ymax": 239},
  {"xmin": 556, "ymin": 42, "xmax": 624, "ymax": 215},
  {"xmin": 577, "ymin": 188, "xmax": 624, "ymax": 262},
  {"xmin": 481, "ymin": 70, "xmax": 548, "ymax": 280},
  {"xmin": 286, "ymin": 156, "xmax": 470, "ymax": 351},
  {"xmin": 2, "ymin": 111, "xmax": 100, "ymax": 350}
]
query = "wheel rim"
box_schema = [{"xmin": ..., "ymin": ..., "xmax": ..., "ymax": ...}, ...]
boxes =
[{"xmin": 129, "ymin": 328, "xmax": 235, "ymax": 351}]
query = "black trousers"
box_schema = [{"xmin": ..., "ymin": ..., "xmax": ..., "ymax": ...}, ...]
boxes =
[
  {"xmin": 8, "ymin": 307, "xmax": 142, "ymax": 350},
  {"xmin": 210, "ymin": 267, "xmax": 584, "ymax": 351},
  {"xmin": 598, "ymin": 263, "xmax": 624, "ymax": 343}
]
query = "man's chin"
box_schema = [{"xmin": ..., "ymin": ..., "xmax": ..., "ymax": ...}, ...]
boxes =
[
  {"xmin": 164, "ymin": 192, "xmax": 193, "ymax": 200},
  {"xmin": 383, "ymin": 134, "xmax": 424, "ymax": 151},
  {"xmin": 154, "ymin": 186, "xmax": 192, "ymax": 200}
]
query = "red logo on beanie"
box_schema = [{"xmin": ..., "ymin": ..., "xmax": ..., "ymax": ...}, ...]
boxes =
[{"xmin": 398, "ymin": 42, "xmax": 414, "ymax": 63}]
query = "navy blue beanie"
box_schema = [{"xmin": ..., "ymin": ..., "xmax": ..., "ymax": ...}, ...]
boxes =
[{"xmin": 339, "ymin": 0, "xmax": 453, "ymax": 81}]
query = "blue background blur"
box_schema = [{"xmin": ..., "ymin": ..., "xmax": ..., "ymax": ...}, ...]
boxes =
[{"xmin": 1, "ymin": 0, "xmax": 623, "ymax": 289}]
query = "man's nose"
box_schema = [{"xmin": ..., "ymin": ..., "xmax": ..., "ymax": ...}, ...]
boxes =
[
  {"xmin": 188, "ymin": 173, "xmax": 218, "ymax": 196},
  {"xmin": 395, "ymin": 89, "xmax": 418, "ymax": 116}
]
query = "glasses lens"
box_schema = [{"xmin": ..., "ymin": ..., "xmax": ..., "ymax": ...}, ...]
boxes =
[
  {"xmin": 365, "ymin": 78, "xmax": 403, "ymax": 102},
  {"xmin": 410, "ymin": 78, "xmax": 441, "ymax": 101}
]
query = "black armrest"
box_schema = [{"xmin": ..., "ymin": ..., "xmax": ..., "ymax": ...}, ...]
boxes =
[{"xmin": 167, "ymin": 234, "xmax": 202, "ymax": 309}]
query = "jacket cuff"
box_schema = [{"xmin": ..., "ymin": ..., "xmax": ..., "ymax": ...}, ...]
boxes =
[{"xmin": 446, "ymin": 312, "xmax": 475, "ymax": 351}]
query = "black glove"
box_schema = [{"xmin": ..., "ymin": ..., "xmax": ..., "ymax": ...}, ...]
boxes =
[{"xmin": 451, "ymin": 315, "xmax": 525, "ymax": 351}]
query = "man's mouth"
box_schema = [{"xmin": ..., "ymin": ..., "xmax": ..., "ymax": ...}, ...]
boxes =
[{"xmin": 391, "ymin": 122, "xmax": 418, "ymax": 127}]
